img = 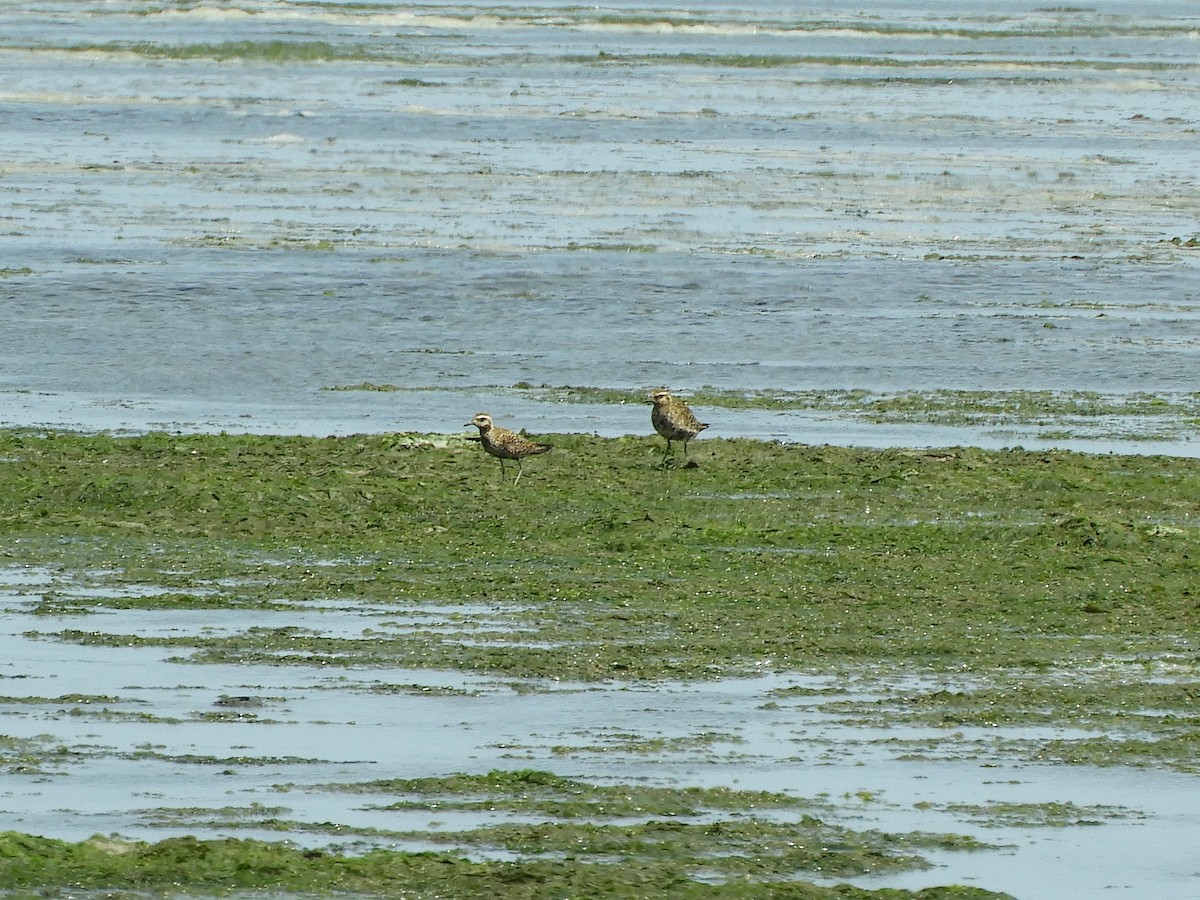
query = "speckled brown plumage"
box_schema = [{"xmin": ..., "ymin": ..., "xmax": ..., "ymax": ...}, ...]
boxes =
[
  {"xmin": 648, "ymin": 390, "xmax": 709, "ymax": 460},
  {"xmin": 466, "ymin": 413, "xmax": 552, "ymax": 483}
]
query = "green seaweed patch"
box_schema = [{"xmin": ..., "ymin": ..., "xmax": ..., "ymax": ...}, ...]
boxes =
[
  {"xmin": 68, "ymin": 39, "xmax": 386, "ymax": 63},
  {"xmin": 320, "ymin": 769, "xmax": 811, "ymax": 819},
  {"xmin": 813, "ymin": 676, "xmax": 1200, "ymax": 772},
  {"xmin": 383, "ymin": 78, "xmax": 446, "ymax": 87},
  {"xmin": 136, "ymin": 802, "xmax": 292, "ymax": 828},
  {"xmin": 573, "ymin": 51, "xmax": 1186, "ymax": 73},
  {"xmin": 817, "ymin": 678, "xmax": 1200, "ymax": 758},
  {"xmin": 323, "ymin": 381, "xmax": 403, "ymax": 392},
  {"xmin": 927, "ymin": 800, "xmax": 1141, "ymax": 828},
  {"xmin": 1037, "ymin": 732, "xmax": 1200, "ymax": 772},
  {"xmin": 130, "ymin": 749, "xmax": 339, "ymax": 767},
  {"xmin": 818, "ymin": 680, "xmax": 1200, "ymax": 729},
  {"xmin": 767, "ymin": 684, "xmax": 853, "ymax": 699},
  {"xmin": 404, "ymin": 818, "xmax": 962, "ymax": 879},
  {"xmin": 0, "ymin": 830, "xmax": 1012, "ymax": 898},
  {"xmin": 564, "ymin": 241, "xmax": 657, "ymax": 252},
  {"xmin": 268, "ymin": 237, "xmax": 341, "ymax": 252},
  {"xmin": 347, "ymin": 680, "xmax": 483, "ymax": 697},
  {"xmin": 301, "ymin": 770, "xmax": 999, "ymax": 880},
  {"xmin": 533, "ymin": 384, "xmax": 1200, "ymax": 430},
  {"xmin": 549, "ymin": 728, "xmax": 747, "ymax": 757},
  {"xmin": 190, "ymin": 709, "xmax": 275, "ymax": 723},
  {"xmin": 27, "ymin": 591, "xmax": 248, "ymax": 615},
  {"xmin": 64, "ymin": 709, "xmax": 181, "ymax": 724},
  {"xmin": 0, "ymin": 693, "xmax": 129, "ymax": 706},
  {"xmin": 0, "ymin": 734, "xmax": 81, "ymax": 776}
]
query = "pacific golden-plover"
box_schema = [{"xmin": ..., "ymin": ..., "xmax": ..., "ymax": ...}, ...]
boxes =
[
  {"xmin": 465, "ymin": 413, "xmax": 552, "ymax": 483},
  {"xmin": 648, "ymin": 389, "xmax": 709, "ymax": 462}
]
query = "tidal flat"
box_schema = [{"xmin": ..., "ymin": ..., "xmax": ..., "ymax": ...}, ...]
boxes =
[
  {"xmin": 1, "ymin": 429, "xmax": 1198, "ymax": 898},
  {"xmin": 3, "ymin": 2, "xmax": 1200, "ymax": 894}
]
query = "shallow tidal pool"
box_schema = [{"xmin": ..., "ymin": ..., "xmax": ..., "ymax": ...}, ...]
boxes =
[{"xmin": 1, "ymin": 519, "xmax": 1198, "ymax": 900}]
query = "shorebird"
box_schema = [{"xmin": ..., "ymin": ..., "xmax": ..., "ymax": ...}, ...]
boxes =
[
  {"xmin": 648, "ymin": 389, "xmax": 708, "ymax": 462},
  {"xmin": 465, "ymin": 413, "xmax": 552, "ymax": 484}
]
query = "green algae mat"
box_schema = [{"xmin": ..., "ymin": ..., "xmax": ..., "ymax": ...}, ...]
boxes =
[{"xmin": 1, "ymin": 428, "xmax": 1198, "ymax": 898}]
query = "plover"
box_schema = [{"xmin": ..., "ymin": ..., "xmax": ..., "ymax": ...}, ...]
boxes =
[
  {"xmin": 465, "ymin": 413, "xmax": 552, "ymax": 483},
  {"xmin": 648, "ymin": 390, "xmax": 708, "ymax": 461}
]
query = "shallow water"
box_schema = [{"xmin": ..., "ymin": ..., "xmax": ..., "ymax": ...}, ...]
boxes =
[
  {"xmin": 2, "ymin": 0, "xmax": 1199, "ymax": 451},
  {"xmin": 3, "ymin": 3, "xmax": 1200, "ymax": 897},
  {"xmin": 3, "ymin": 567, "xmax": 1200, "ymax": 899}
]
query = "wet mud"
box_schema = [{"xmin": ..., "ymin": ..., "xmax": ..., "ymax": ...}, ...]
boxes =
[{"xmin": 2, "ymin": 431, "xmax": 1200, "ymax": 897}]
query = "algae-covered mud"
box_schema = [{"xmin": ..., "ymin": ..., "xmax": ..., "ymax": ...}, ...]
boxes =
[
  {"xmin": 2, "ymin": 430, "xmax": 1199, "ymax": 898},
  {"xmin": 3, "ymin": 0, "xmax": 1200, "ymax": 896}
]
